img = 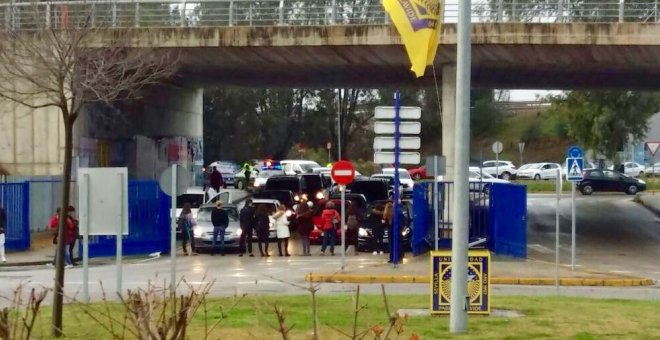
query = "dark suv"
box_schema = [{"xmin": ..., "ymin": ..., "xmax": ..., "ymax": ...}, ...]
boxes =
[
  {"xmin": 578, "ymin": 169, "xmax": 646, "ymax": 195},
  {"xmin": 346, "ymin": 178, "xmax": 390, "ymax": 203}
]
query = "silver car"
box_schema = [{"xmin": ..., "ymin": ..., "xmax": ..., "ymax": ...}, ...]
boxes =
[{"xmin": 193, "ymin": 204, "xmax": 242, "ymax": 251}]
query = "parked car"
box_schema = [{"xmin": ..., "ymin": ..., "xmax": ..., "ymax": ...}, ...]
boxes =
[
  {"xmin": 468, "ymin": 168, "xmax": 509, "ymax": 194},
  {"xmin": 192, "ymin": 204, "xmax": 242, "ymax": 252},
  {"xmin": 578, "ymin": 169, "xmax": 647, "ymax": 195},
  {"xmin": 645, "ymin": 162, "xmax": 660, "ymax": 176},
  {"xmin": 265, "ymin": 176, "xmax": 306, "ymax": 203},
  {"xmin": 516, "ymin": 162, "xmax": 561, "ymax": 180},
  {"xmin": 253, "ymin": 168, "xmax": 286, "ymax": 192},
  {"xmin": 300, "ymin": 173, "xmax": 329, "ymax": 203},
  {"xmin": 208, "ymin": 161, "xmax": 238, "ymax": 188},
  {"xmin": 481, "ymin": 160, "xmax": 517, "ymax": 180},
  {"xmin": 381, "ymin": 168, "xmax": 415, "ymax": 188},
  {"xmin": 608, "ymin": 162, "xmax": 646, "ymax": 178},
  {"xmin": 175, "ymin": 188, "xmax": 232, "ymax": 237},
  {"xmin": 357, "ymin": 200, "xmax": 413, "ymax": 252},
  {"xmin": 280, "ymin": 160, "xmax": 323, "ymax": 175},
  {"xmin": 345, "ymin": 178, "xmax": 390, "ymax": 203}
]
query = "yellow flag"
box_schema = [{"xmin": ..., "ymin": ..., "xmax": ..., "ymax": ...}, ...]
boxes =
[{"xmin": 383, "ymin": 0, "xmax": 444, "ymax": 78}]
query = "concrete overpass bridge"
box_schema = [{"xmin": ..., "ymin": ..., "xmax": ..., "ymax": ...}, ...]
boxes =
[{"xmin": 3, "ymin": 0, "xmax": 660, "ymax": 176}]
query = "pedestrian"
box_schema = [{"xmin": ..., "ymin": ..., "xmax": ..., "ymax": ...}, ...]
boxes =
[
  {"xmin": 320, "ymin": 201, "xmax": 340, "ymax": 256},
  {"xmin": 178, "ymin": 203, "xmax": 198, "ymax": 256},
  {"xmin": 385, "ymin": 201, "xmax": 406, "ymax": 263},
  {"xmin": 211, "ymin": 201, "xmax": 229, "ymax": 256},
  {"xmin": 272, "ymin": 205, "xmax": 291, "ymax": 256},
  {"xmin": 48, "ymin": 208, "xmax": 75, "ymax": 268},
  {"xmin": 346, "ymin": 203, "xmax": 361, "ymax": 255},
  {"xmin": 67, "ymin": 206, "xmax": 80, "ymax": 265},
  {"xmin": 210, "ymin": 166, "xmax": 224, "ymax": 193},
  {"xmin": 296, "ymin": 200, "xmax": 314, "ymax": 256},
  {"xmin": 243, "ymin": 162, "xmax": 253, "ymax": 188},
  {"xmin": 254, "ymin": 204, "xmax": 271, "ymax": 257},
  {"xmin": 238, "ymin": 199, "xmax": 256, "ymax": 257},
  {"xmin": 0, "ymin": 203, "xmax": 7, "ymax": 263},
  {"xmin": 369, "ymin": 202, "xmax": 386, "ymax": 255}
]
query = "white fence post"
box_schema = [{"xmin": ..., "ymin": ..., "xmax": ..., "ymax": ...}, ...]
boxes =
[
  {"xmin": 278, "ymin": 0, "xmax": 284, "ymax": 25},
  {"xmin": 46, "ymin": 3, "xmax": 51, "ymax": 28},
  {"xmin": 180, "ymin": 1, "xmax": 186, "ymax": 27},
  {"xmin": 135, "ymin": 2, "xmax": 140, "ymax": 27},
  {"xmin": 331, "ymin": 0, "xmax": 336, "ymax": 24},
  {"xmin": 229, "ymin": 0, "xmax": 234, "ymax": 26},
  {"xmin": 558, "ymin": 0, "xmax": 564, "ymax": 23},
  {"xmin": 619, "ymin": 0, "xmax": 625, "ymax": 22},
  {"xmin": 112, "ymin": 2, "xmax": 117, "ymax": 27}
]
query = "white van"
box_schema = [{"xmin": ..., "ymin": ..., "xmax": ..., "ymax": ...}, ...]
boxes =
[{"xmin": 280, "ymin": 160, "xmax": 322, "ymax": 175}]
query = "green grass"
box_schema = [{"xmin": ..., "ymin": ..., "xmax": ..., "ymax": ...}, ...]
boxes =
[{"xmin": 22, "ymin": 294, "xmax": 660, "ymax": 339}]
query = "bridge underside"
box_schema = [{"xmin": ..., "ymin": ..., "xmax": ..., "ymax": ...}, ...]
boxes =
[{"xmin": 173, "ymin": 44, "xmax": 660, "ymax": 89}]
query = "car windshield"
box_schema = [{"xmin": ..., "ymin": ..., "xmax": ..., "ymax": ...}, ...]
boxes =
[
  {"xmin": 266, "ymin": 178, "xmax": 301, "ymax": 192},
  {"xmin": 196, "ymin": 207, "xmax": 239, "ymax": 222},
  {"xmin": 383, "ymin": 169, "xmax": 411, "ymax": 179},
  {"xmin": 303, "ymin": 175, "xmax": 323, "ymax": 192},
  {"xmin": 300, "ymin": 162, "xmax": 322, "ymax": 172},
  {"xmin": 346, "ymin": 181, "xmax": 389, "ymax": 202},
  {"xmin": 176, "ymin": 194, "xmax": 204, "ymax": 209}
]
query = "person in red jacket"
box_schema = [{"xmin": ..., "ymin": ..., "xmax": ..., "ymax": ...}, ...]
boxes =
[
  {"xmin": 320, "ymin": 201, "xmax": 341, "ymax": 256},
  {"xmin": 48, "ymin": 208, "xmax": 75, "ymax": 268}
]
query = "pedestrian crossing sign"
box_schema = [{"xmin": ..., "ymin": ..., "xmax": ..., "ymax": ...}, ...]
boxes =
[{"xmin": 566, "ymin": 157, "xmax": 584, "ymax": 181}]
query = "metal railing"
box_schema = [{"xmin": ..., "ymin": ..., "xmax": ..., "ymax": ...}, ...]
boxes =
[{"xmin": 1, "ymin": 0, "xmax": 659, "ymax": 29}]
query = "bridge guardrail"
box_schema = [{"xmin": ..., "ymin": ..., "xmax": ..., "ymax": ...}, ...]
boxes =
[{"xmin": 1, "ymin": 0, "xmax": 658, "ymax": 30}]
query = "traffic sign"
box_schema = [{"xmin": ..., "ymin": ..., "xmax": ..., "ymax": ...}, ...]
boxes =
[
  {"xmin": 492, "ymin": 141, "xmax": 503, "ymax": 154},
  {"xmin": 646, "ymin": 142, "xmax": 660, "ymax": 157},
  {"xmin": 159, "ymin": 164, "xmax": 190, "ymax": 197},
  {"xmin": 373, "ymin": 136, "xmax": 421, "ymax": 150},
  {"xmin": 374, "ymin": 121, "xmax": 421, "ymax": 134},
  {"xmin": 566, "ymin": 146, "xmax": 583, "ymax": 159},
  {"xmin": 374, "ymin": 151, "xmax": 421, "ymax": 165},
  {"xmin": 330, "ymin": 160, "xmax": 356, "ymax": 185},
  {"xmin": 566, "ymin": 158, "xmax": 584, "ymax": 181},
  {"xmin": 374, "ymin": 106, "xmax": 422, "ymax": 120}
]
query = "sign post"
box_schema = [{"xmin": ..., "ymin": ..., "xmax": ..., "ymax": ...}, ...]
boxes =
[
  {"xmin": 566, "ymin": 146, "xmax": 584, "ymax": 271},
  {"xmin": 492, "ymin": 141, "xmax": 503, "ymax": 178},
  {"xmin": 330, "ymin": 160, "xmax": 356, "ymax": 271}
]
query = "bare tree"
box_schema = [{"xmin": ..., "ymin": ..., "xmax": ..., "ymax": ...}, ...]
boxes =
[{"xmin": 0, "ymin": 3, "xmax": 177, "ymax": 337}]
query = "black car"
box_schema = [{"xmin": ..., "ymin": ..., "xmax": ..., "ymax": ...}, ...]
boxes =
[
  {"xmin": 265, "ymin": 176, "xmax": 305, "ymax": 203},
  {"xmin": 357, "ymin": 200, "xmax": 413, "ymax": 252},
  {"xmin": 299, "ymin": 173, "xmax": 328, "ymax": 203},
  {"xmin": 345, "ymin": 179, "xmax": 389, "ymax": 203},
  {"xmin": 578, "ymin": 169, "xmax": 647, "ymax": 195}
]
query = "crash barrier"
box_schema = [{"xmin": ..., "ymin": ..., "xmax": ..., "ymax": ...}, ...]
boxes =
[
  {"xmin": 412, "ymin": 181, "xmax": 526, "ymax": 258},
  {"xmin": 0, "ymin": 182, "xmax": 30, "ymax": 251},
  {"xmin": 489, "ymin": 183, "xmax": 527, "ymax": 258},
  {"xmin": 84, "ymin": 180, "xmax": 170, "ymax": 258}
]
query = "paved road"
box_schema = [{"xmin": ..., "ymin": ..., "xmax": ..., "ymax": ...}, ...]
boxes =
[{"xmin": 527, "ymin": 193, "xmax": 660, "ymax": 280}]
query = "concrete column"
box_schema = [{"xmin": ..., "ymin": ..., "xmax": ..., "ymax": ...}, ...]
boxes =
[{"xmin": 442, "ymin": 65, "xmax": 456, "ymax": 181}]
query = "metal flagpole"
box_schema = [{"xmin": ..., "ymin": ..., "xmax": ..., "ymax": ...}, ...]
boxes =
[
  {"xmin": 341, "ymin": 185, "xmax": 346, "ymax": 271},
  {"xmin": 116, "ymin": 172, "xmax": 124, "ymax": 296},
  {"xmin": 82, "ymin": 173, "xmax": 90, "ymax": 303},
  {"xmin": 392, "ymin": 91, "xmax": 401, "ymax": 268},
  {"xmin": 433, "ymin": 156, "xmax": 439, "ymax": 251},
  {"xmin": 555, "ymin": 168, "xmax": 561, "ymax": 294},
  {"xmin": 170, "ymin": 164, "xmax": 177, "ymax": 292},
  {"xmin": 450, "ymin": 0, "xmax": 471, "ymax": 333}
]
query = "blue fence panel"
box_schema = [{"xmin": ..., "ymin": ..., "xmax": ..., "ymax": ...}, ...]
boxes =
[
  {"xmin": 488, "ymin": 183, "xmax": 527, "ymax": 258},
  {"xmin": 86, "ymin": 180, "xmax": 171, "ymax": 258},
  {"xmin": 412, "ymin": 183, "xmax": 430, "ymax": 255},
  {"xmin": 0, "ymin": 182, "xmax": 30, "ymax": 250}
]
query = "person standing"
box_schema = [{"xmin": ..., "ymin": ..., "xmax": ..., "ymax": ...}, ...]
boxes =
[
  {"xmin": 0, "ymin": 203, "xmax": 7, "ymax": 263},
  {"xmin": 178, "ymin": 203, "xmax": 198, "ymax": 256},
  {"xmin": 296, "ymin": 200, "xmax": 314, "ymax": 256},
  {"xmin": 320, "ymin": 202, "xmax": 340, "ymax": 256},
  {"xmin": 239, "ymin": 199, "xmax": 256, "ymax": 257},
  {"xmin": 211, "ymin": 201, "xmax": 229, "ymax": 256},
  {"xmin": 369, "ymin": 203, "xmax": 386, "ymax": 255},
  {"xmin": 48, "ymin": 208, "xmax": 74, "ymax": 268},
  {"xmin": 242, "ymin": 162, "xmax": 253, "ymax": 189},
  {"xmin": 210, "ymin": 167, "xmax": 224, "ymax": 193},
  {"xmin": 67, "ymin": 206, "xmax": 80, "ymax": 266},
  {"xmin": 272, "ymin": 205, "xmax": 291, "ymax": 256},
  {"xmin": 345, "ymin": 203, "xmax": 361, "ymax": 255},
  {"xmin": 254, "ymin": 205, "xmax": 271, "ymax": 257}
]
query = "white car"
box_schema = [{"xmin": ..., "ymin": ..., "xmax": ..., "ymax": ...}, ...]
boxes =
[
  {"xmin": 468, "ymin": 168, "xmax": 510, "ymax": 194},
  {"xmin": 175, "ymin": 187, "xmax": 232, "ymax": 219},
  {"xmin": 193, "ymin": 204, "xmax": 243, "ymax": 251},
  {"xmin": 645, "ymin": 162, "xmax": 660, "ymax": 176},
  {"xmin": 280, "ymin": 160, "xmax": 322, "ymax": 175},
  {"xmin": 381, "ymin": 168, "xmax": 415, "ymax": 188},
  {"xmin": 516, "ymin": 163, "xmax": 562, "ymax": 180},
  {"xmin": 481, "ymin": 160, "xmax": 517, "ymax": 180},
  {"xmin": 608, "ymin": 162, "xmax": 645, "ymax": 178}
]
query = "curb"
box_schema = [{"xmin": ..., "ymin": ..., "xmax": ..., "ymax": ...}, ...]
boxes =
[
  {"xmin": 305, "ymin": 274, "xmax": 655, "ymax": 287},
  {"xmin": 637, "ymin": 195, "xmax": 660, "ymax": 218}
]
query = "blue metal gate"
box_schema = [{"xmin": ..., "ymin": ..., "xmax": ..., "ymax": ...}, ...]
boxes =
[
  {"xmin": 488, "ymin": 183, "xmax": 527, "ymax": 258},
  {"xmin": 86, "ymin": 180, "xmax": 170, "ymax": 258},
  {"xmin": 0, "ymin": 182, "xmax": 30, "ymax": 250}
]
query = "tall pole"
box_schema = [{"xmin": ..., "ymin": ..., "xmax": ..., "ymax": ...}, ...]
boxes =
[
  {"xmin": 450, "ymin": 0, "xmax": 471, "ymax": 333},
  {"xmin": 392, "ymin": 91, "xmax": 401, "ymax": 267},
  {"xmin": 555, "ymin": 168, "xmax": 561, "ymax": 294},
  {"xmin": 82, "ymin": 173, "xmax": 90, "ymax": 303},
  {"xmin": 571, "ymin": 181, "xmax": 576, "ymax": 270},
  {"xmin": 340, "ymin": 185, "xmax": 346, "ymax": 270},
  {"xmin": 337, "ymin": 89, "xmax": 342, "ymax": 161},
  {"xmin": 170, "ymin": 164, "xmax": 177, "ymax": 293},
  {"xmin": 433, "ymin": 156, "xmax": 439, "ymax": 251},
  {"xmin": 116, "ymin": 173, "xmax": 124, "ymax": 296}
]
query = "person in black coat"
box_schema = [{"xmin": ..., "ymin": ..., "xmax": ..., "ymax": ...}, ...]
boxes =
[
  {"xmin": 254, "ymin": 204, "xmax": 271, "ymax": 257},
  {"xmin": 211, "ymin": 201, "xmax": 229, "ymax": 256},
  {"xmin": 210, "ymin": 167, "xmax": 224, "ymax": 192},
  {"xmin": 239, "ymin": 199, "xmax": 256, "ymax": 257}
]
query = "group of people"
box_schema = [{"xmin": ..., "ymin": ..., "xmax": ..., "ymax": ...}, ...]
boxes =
[{"xmin": 176, "ymin": 196, "xmax": 406, "ymax": 262}]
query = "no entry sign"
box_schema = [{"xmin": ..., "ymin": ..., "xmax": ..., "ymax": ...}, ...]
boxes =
[{"xmin": 331, "ymin": 160, "xmax": 356, "ymax": 185}]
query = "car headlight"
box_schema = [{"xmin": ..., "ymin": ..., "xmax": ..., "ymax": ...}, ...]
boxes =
[
  {"xmin": 294, "ymin": 195, "xmax": 300, "ymax": 202},
  {"xmin": 285, "ymin": 210, "xmax": 293, "ymax": 217},
  {"xmin": 235, "ymin": 228, "xmax": 242, "ymax": 236},
  {"xmin": 254, "ymin": 182, "xmax": 261, "ymax": 187},
  {"xmin": 358, "ymin": 228, "xmax": 368, "ymax": 237},
  {"xmin": 315, "ymin": 192, "xmax": 324, "ymax": 200},
  {"xmin": 302, "ymin": 194, "xmax": 308, "ymax": 200},
  {"xmin": 193, "ymin": 227, "xmax": 204, "ymax": 237},
  {"xmin": 638, "ymin": 179, "xmax": 646, "ymax": 184}
]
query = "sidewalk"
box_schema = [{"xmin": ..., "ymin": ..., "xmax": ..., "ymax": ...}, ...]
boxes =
[
  {"xmin": 638, "ymin": 193, "xmax": 660, "ymax": 217},
  {"xmin": 306, "ymin": 253, "xmax": 655, "ymax": 287}
]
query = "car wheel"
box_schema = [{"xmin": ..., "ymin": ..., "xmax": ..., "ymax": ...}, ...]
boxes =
[
  {"xmin": 626, "ymin": 185, "xmax": 638, "ymax": 195},
  {"xmin": 534, "ymin": 174, "xmax": 541, "ymax": 181},
  {"xmin": 581, "ymin": 185, "xmax": 593, "ymax": 195},
  {"xmin": 501, "ymin": 172, "xmax": 511, "ymax": 180},
  {"xmin": 413, "ymin": 173, "xmax": 422, "ymax": 180},
  {"xmin": 236, "ymin": 180, "xmax": 244, "ymax": 190}
]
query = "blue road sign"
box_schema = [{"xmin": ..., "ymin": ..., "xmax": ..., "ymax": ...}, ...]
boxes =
[
  {"xmin": 566, "ymin": 146, "xmax": 583, "ymax": 159},
  {"xmin": 566, "ymin": 157, "xmax": 584, "ymax": 181}
]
